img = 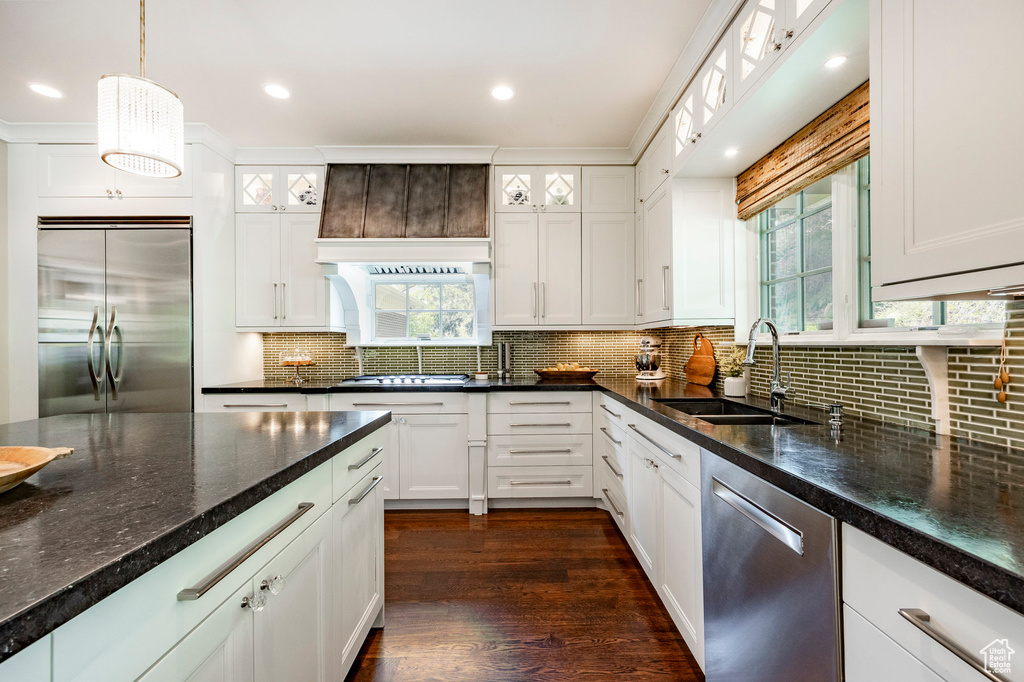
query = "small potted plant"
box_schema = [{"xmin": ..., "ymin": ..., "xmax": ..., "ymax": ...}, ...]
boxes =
[{"xmin": 721, "ymin": 347, "xmax": 748, "ymax": 397}]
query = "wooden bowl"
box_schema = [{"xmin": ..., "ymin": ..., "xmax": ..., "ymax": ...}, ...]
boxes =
[
  {"xmin": 534, "ymin": 369, "xmax": 599, "ymax": 380},
  {"xmin": 0, "ymin": 446, "xmax": 73, "ymax": 494}
]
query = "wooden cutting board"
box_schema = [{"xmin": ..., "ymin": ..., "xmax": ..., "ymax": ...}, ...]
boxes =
[{"xmin": 684, "ymin": 334, "xmax": 717, "ymax": 386}]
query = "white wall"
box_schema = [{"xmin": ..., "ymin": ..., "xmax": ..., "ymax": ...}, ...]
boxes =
[{"xmin": 0, "ymin": 140, "xmax": 9, "ymax": 423}]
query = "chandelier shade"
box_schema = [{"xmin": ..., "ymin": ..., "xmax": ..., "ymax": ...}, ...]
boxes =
[{"xmin": 98, "ymin": 73, "xmax": 184, "ymax": 178}]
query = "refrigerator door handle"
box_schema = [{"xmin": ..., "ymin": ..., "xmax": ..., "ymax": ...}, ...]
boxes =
[
  {"xmin": 105, "ymin": 306, "xmax": 124, "ymax": 400},
  {"xmin": 86, "ymin": 306, "xmax": 104, "ymax": 400}
]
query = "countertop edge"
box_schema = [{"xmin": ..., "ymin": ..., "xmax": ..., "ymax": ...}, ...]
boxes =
[{"xmin": 0, "ymin": 412, "xmax": 391, "ymax": 663}]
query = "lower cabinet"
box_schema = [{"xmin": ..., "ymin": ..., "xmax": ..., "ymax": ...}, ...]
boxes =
[
  {"xmin": 397, "ymin": 414, "xmax": 469, "ymax": 499},
  {"xmin": 627, "ymin": 441, "xmax": 660, "ymax": 576}
]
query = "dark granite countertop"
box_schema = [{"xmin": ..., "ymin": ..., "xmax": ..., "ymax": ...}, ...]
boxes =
[
  {"xmin": 203, "ymin": 375, "xmax": 1024, "ymax": 615},
  {"xmin": 0, "ymin": 411, "xmax": 390, "ymax": 663}
]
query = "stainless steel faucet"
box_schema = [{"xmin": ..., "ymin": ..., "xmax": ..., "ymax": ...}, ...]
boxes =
[{"xmin": 743, "ymin": 317, "xmax": 790, "ymax": 412}]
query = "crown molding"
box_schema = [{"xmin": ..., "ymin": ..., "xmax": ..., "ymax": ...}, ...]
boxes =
[
  {"xmin": 627, "ymin": 0, "xmax": 745, "ymax": 161},
  {"xmin": 234, "ymin": 147, "xmax": 327, "ymax": 165},
  {"xmin": 316, "ymin": 145, "xmax": 498, "ymax": 164},
  {"xmin": 0, "ymin": 119, "xmax": 12, "ymax": 142},
  {"xmin": 491, "ymin": 147, "xmax": 633, "ymax": 165}
]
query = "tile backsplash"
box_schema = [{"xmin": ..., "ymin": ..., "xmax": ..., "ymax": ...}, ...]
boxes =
[{"xmin": 263, "ymin": 300, "xmax": 1024, "ymax": 451}]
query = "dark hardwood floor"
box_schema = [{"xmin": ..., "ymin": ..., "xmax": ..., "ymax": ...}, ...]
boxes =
[{"xmin": 345, "ymin": 508, "xmax": 704, "ymax": 681}]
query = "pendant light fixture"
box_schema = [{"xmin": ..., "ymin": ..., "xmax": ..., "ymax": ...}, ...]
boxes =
[{"xmin": 97, "ymin": 0, "xmax": 184, "ymax": 178}]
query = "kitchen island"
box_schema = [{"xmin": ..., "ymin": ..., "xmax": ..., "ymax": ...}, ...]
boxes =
[{"xmin": 0, "ymin": 410, "xmax": 390, "ymax": 680}]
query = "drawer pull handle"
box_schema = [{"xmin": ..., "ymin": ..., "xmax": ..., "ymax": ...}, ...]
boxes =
[
  {"xmin": 352, "ymin": 402, "xmax": 445, "ymax": 407},
  {"xmin": 348, "ymin": 447, "xmax": 384, "ymax": 470},
  {"xmin": 178, "ymin": 502, "xmax": 314, "ymax": 601},
  {"xmin": 601, "ymin": 455, "xmax": 623, "ymax": 479},
  {"xmin": 627, "ymin": 424, "xmax": 681, "ymax": 459},
  {"xmin": 898, "ymin": 608, "xmax": 1008, "ymax": 682},
  {"xmin": 508, "ymin": 448, "xmax": 573, "ymax": 454},
  {"xmin": 600, "ymin": 404, "xmax": 621, "ymax": 418},
  {"xmin": 712, "ymin": 477, "xmax": 803, "ymax": 556},
  {"xmin": 222, "ymin": 403, "xmax": 289, "ymax": 408},
  {"xmin": 508, "ymin": 401, "xmax": 571, "ymax": 406},
  {"xmin": 602, "ymin": 489, "xmax": 624, "ymax": 517},
  {"xmin": 510, "ymin": 423, "xmax": 572, "ymax": 428},
  {"xmin": 349, "ymin": 476, "xmax": 384, "ymax": 505},
  {"xmin": 510, "ymin": 479, "xmax": 572, "ymax": 486},
  {"xmin": 599, "ymin": 427, "xmax": 622, "ymax": 446}
]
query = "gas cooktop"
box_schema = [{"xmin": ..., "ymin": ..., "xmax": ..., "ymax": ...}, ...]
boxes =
[{"xmin": 339, "ymin": 374, "xmax": 470, "ymax": 385}]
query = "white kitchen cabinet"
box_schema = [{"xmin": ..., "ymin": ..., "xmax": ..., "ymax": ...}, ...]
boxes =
[
  {"xmin": 637, "ymin": 123, "xmax": 673, "ymax": 201},
  {"xmin": 634, "ymin": 210, "xmax": 645, "ymax": 324},
  {"xmin": 333, "ymin": 465, "xmax": 385, "ymax": 676},
  {"xmin": 236, "ymin": 213, "xmax": 327, "ymax": 328},
  {"xmin": 787, "ymin": 0, "xmax": 831, "ymax": 40},
  {"xmin": 697, "ymin": 38, "xmax": 732, "ymax": 137},
  {"xmin": 581, "ymin": 166, "xmax": 635, "ymax": 213},
  {"xmin": 236, "ymin": 166, "xmax": 323, "ymax": 213},
  {"xmin": 670, "ymin": 85, "xmax": 702, "ymax": 173},
  {"xmin": 870, "ymin": 0, "xmax": 1024, "ymax": 298},
  {"xmin": 582, "ymin": 213, "xmax": 635, "ymax": 325},
  {"xmin": 627, "ymin": 440, "xmax": 660, "ymax": 576},
  {"xmin": 733, "ymin": 0, "xmax": 785, "ymax": 101},
  {"xmin": 641, "ymin": 181, "xmax": 673, "ymax": 324},
  {"xmin": 538, "ymin": 213, "xmax": 583, "ymax": 325},
  {"xmin": 137, "ymin": 582, "xmax": 255, "ymax": 682},
  {"xmin": 494, "ymin": 166, "xmax": 581, "ymax": 213},
  {"xmin": 844, "ymin": 606, "xmax": 945, "ymax": 682},
  {"xmin": 380, "ymin": 418, "xmax": 400, "ymax": 500},
  {"xmin": 37, "ymin": 144, "xmax": 193, "ymax": 198},
  {"xmin": 204, "ymin": 393, "xmax": 308, "ymax": 412},
  {"xmin": 397, "ymin": 413, "xmax": 470, "ymax": 499},
  {"xmin": 253, "ymin": 508, "xmax": 332, "ymax": 682},
  {"xmin": 0, "ymin": 637, "xmax": 51, "ymax": 682},
  {"xmin": 493, "ymin": 212, "xmax": 582, "ymax": 327},
  {"xmin": 658, "ymin": 465, "xmax": 704, "ymax": 667}
]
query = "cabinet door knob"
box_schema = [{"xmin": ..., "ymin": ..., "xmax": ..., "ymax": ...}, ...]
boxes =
[
  {"xmin": 399, "ymin": 417, "xmax": 406, "ymax": 424},
  {"xmin": 280, "ymin": 205, "xmax": 286, "ymax": 211},
  {"xmin": 115, "ymin": 189, "xmax": 122, "ymax": 198},
  {"xmin": 106, "ymin": 189, "xmax": 113, "ymax": 198},
  {"xmin": 271, "ymin": 205, "xmax": 278, "ymax": 210},
  {"xmin": 260, "ymin": 575, "xmax": 284, "ymax": 595},
  {"xmin": 241, "ymin": 592, "xmax": 267, "ymax": 612}
]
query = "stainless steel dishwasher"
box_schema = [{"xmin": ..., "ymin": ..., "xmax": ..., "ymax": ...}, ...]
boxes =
[{"xmin": 702, "ymin": 452, "xmax": 841, "ymax": 681}]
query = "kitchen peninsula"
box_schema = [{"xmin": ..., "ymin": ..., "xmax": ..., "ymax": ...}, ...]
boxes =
[{"xmin": 0, "ymin": 410, "xmax": 390, "ymax": 681}]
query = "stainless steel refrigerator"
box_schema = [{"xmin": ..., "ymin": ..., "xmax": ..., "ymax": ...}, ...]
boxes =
[{"xmin": 37, "ymin": 218, "xmax": 193, "ymax": 416}]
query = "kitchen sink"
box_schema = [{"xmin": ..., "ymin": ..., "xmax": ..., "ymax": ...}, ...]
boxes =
[{"xmin": 652, "ymin": 398, "xmax": 817, "ymax": 426}]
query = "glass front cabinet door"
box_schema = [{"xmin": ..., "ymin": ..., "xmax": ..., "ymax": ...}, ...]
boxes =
[
  {"xmin": 734, "ymin": 0, "xmax": 784, "ymax": 100},
  {"xmin": 671, "ymin": 85, "xmax": 702, "ymax": 172},
  {"xmin": 494, "ymin": 166, "xmax": 581, "ymax": 213},
  {"xmin": 698, "ymin": 38, "xmax": 732, "ymax": 137},
  {"xmin": 236, "ymin": 166, "xmax": 325, "ymax": 213}
]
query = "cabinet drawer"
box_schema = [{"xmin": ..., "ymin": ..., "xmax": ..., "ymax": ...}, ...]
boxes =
[
  {"xmin": 594, "ymin": 392, "xmax": 633, "ymax": 428},
  {"xmin": 596, "ymin": 433, "xmax": 626, "ymax": 502},
  {"xmin": 488, "ymin": 434, "xmax": 592, "ymax": 467},
  {"xmin": 844, "ymin": 605, "xmax": 945, "ymax": 682},
  {"xmin": 624, "ymin": 416, "xmax": 700, "ymax": 489},
  {"xmin": 843, "ymin": 524, "xmax": 1024, "ymax": 682},
  {"xmin": 487, "ymin": 412, "xmax": 593, "ymax": 435},
  {"xmin": 331, "ymin": 392, "xmax": 468, "ymax": 414},
  {"xmin": 595, "ymin": 413, "xmax": 627, "ymax": 455},
  {"xmin": 52, "ymin": 461, "xmax": 332, "ymax": 682},
  {"xmin": 204, "ymin": 393, "xmax": 307, "ymax": 412},
  {"xmin": 487, "ymin": 391, "xmax": 593, "ymax": 413},
  {"xmin": 488, "ymin": 466, "xmax": 594, "ymax": 498},
  {"xmin": 600, "ymin": 483, "xmax": 628, "ymax": 535},
  {"xmin": 332, "ymin": 430, "xmax": 386, "ymax": 503}
]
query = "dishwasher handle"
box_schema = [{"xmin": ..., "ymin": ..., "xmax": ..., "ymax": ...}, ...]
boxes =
[{"xmin": 712, "ymin": 477, "xmax": 804, "ymax": 555}]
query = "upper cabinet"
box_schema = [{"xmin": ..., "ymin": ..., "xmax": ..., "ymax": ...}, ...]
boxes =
[
  {"xmin": 581, "ymin": 167, "xmax": 635, "ymax": 213},
  {"xmin": 733, "ymin": 0, "xmax": 784, "ymax": 100},
  {"xmin": 236, "ymin": 165, "xmax": 324, "ymax": 213},
  {"xmin": 671, "ymin": 85, "xmax": 701, "ymax": 173},
  {"xmin": 870, "ymin": 0, "xmax": 1024, "ymax": 298},
  {"xmin": 37, "ymin": 144, "xmax": 193, "ymax": 198},
  {"xmin": 494, "ymin": 166, "xmax": 581, "ymax": 213},
  {"xmin": 697, "ymin": 38, "xmax": 732, "ymax": 137},
  {"xmin": 637, "ymin": 124, "xmax": 673, "ymax": 202}
]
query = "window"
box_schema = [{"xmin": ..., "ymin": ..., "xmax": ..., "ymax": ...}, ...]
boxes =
[
  {"xmin": 857, "ymin": 157, "xmax": 1005, "ymax": 328},
  {"xmin": 759, "ymin": 176, "xmax": 834, "ymax": 332},
  {"xmin": 372, "ymin": 282, "xmax": 475, "ymax": 341}
]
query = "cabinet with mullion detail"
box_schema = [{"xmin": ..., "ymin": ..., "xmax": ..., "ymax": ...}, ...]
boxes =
[
  {"xmin": 236, "ymin": 166, "xmax": 323, "ymax": 213},
  {"xmin": 493, "ymin": 166, "xmax": 581, "ymax": 213}
]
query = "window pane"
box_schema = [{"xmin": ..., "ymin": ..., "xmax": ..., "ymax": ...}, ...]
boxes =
[
  {"xmin": 408, "ymin": 284, "xmax": 440, "ymax": 310},
  {"xmin": 871, "ymin": 301, "xmax": 934, "ymax": 327},
  {"xmin": 803, "ymin": 207, "xmax": 832, "ymax": 271},
  {"xmin": 803, "ymin": 271, "xmax": 833, "ymax": 330},
  {"xmin": 768, "ymin": 280, "xmax": 800, "ymax": 333},
  {"xmin": 945, "ymin": 300, "xmax": 1006, "ymax": 325},
  {"xmin": 802, "ymin": 176, "xmax": 832, "ymax": 212},
  {"xmin": 442, "ymin": 284, "xmax": 474, "ymax": 310},
  {"xmin": 375, "ymin": 311, "xmax": 406, "ymax": 338},
  {"xmin": 408, "ymin": 312, "xmax": 440, "ymax": 337},
  {"xmin": 442, "ymin": 311, "xmax": 474, "ymax": 338},
  {"xmin": 768, "ymin": 194, "xmax": 798, "ymax": 227},
  {"xmin": 375, "ymin": 284, "xmax": 406, "ymax": 310},
  {"xmin": 767, "ymin": 224, "xmax": 799, "ymax": 279}
]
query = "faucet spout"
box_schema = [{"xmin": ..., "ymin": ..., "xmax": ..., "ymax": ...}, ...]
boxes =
[{"xmin": 743, "ymin": 317, "xmax": 788, "ymax": 411}]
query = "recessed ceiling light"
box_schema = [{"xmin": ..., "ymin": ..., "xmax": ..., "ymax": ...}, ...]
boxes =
[
  {"xmin": 724, "ymin": 147, "xmax": 739, "ymax": 158},
  {"xmin": 491, "ymin": 85, "xmax": 514, "ymax": 101},
  {"xmin": 28, "ymin": 83, "xmax": 63, "ymax": 99},
  {"xmin": 264, "ymin": 84, "xmax": 290, "ymax": 99},
  {"xmin": 824, "ymin": 55, "xmax": 847, "ymax": 69}
]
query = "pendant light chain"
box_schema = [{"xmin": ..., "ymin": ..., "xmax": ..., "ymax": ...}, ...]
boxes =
[{"xmin": 140, "ymin": 0, "xmax": 146, "ymax": 78}]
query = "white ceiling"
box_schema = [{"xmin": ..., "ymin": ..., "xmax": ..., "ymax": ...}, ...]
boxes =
[{"xmin": 0, "ymin": 0, "xmax": 714, "ymax": 149}]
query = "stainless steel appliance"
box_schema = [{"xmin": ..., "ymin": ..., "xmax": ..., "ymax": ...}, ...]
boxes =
[
  {"xmin": 702, "ymin": 452, "xmax": 840, "ymax": 681},
  {"xmin": 634, "ymin": 335, "xmax": 665, "ymax": 381},
  {"xmin": 339, "ymin": 374, "xmax": 469, "ymax": 385},
  {"xmin": 38, "ymin": 218, "xmax": 193, "ymax": 416}
]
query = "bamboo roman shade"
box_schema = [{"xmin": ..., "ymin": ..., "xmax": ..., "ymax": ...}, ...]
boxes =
[{"xmin": 735, "ymin": 81, "xmax": 869, "ymax": 221}]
